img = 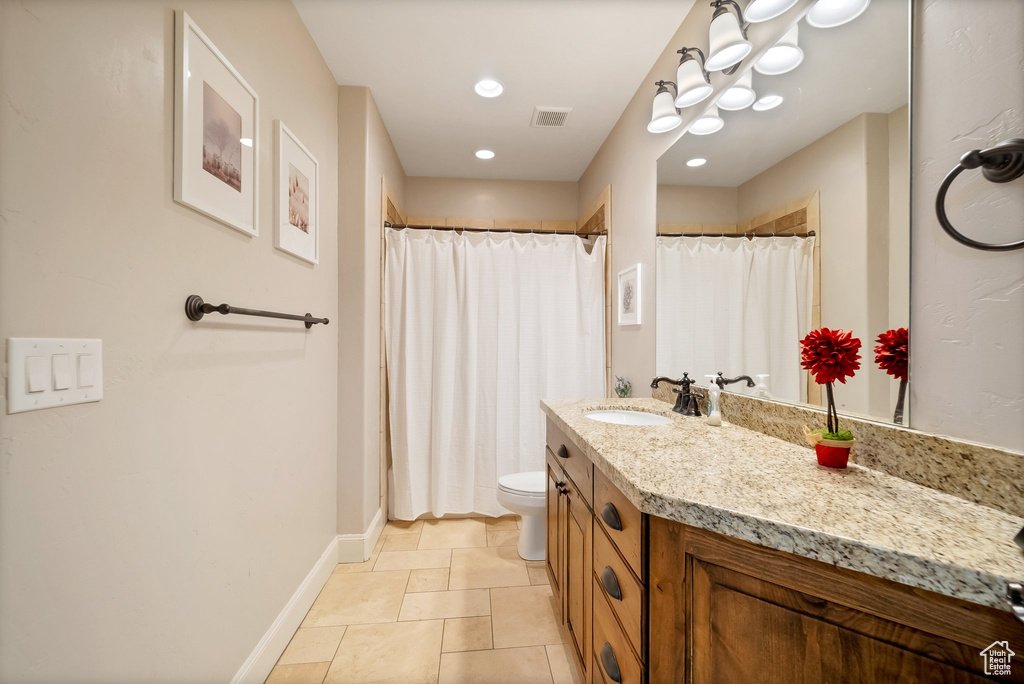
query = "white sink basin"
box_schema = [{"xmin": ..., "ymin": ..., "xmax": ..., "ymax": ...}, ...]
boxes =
[{"xmin": 584, "ymin": 410, "xmax": 672, "ymax": 426}]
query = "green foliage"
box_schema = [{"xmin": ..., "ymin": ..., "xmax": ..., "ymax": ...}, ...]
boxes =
[{"xmin": 814, "ymin": 428, "xmax": 855, "ymax": 441}]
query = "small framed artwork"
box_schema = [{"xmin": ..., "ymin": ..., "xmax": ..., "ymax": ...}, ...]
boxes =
[
  {"xmin": 275, "ymin": 121, "xmax": 319, "ymax": 264},
  {"xmin": 173, "ymin": 10, "xmax": 259, "ymax": 236},
  {"xmin": 618, "ymin": 263, "xmax": 642, "ymax": 326}
]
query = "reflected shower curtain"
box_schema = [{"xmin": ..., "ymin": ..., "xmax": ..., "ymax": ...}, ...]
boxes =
[
  {"xmin": 656, "ymin": 235, "xmax": 814, "ymax": 404},
  {"xmin": 385, "ymin": 228, "xmax": 606, "ymax": 519}
]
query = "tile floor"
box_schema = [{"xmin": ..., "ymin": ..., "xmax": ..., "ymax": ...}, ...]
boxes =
[{"xmin": 266, "ymin": 516, "xmax": 581, "ymax": 684}]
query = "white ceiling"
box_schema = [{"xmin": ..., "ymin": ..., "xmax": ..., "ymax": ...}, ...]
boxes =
[
  {"xmin": 292, "ymin": 0, "xmax": 696, "ymax": 181},
  {"xmin": 658, "ymin": 1, "xmax": 909, "ymax": 187}
]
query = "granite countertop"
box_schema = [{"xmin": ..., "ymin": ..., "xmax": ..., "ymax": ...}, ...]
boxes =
[{"xmin": 541, "ymin": 398, "xmax": 1024, "ymax": 611}]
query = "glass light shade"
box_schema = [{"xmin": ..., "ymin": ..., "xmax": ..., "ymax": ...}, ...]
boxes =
[
  {"xmin": 705, "ymin": 11, "xmax": 752, "ymax": 71},
  {"xmin": 675, "ymin": 58, "xmax": 713, "ymax": 108},
  {"xmin": 753, "ymin": 94, "xmax": 784, "ymax": 111},
  {"xmin": 648, "ymin": 90, "xmax": 682, "ymax": 133},
  {"xmin": 806, "ymin": 0, "xmax": 871, "ymax": 28},
  {"xmin": 754, "ymin": 24, "xmax": 804, "ymax": 75},
  {"xmin": 689, "ymin": 106, "xmax": 725, "ymax": 135},
  {"xmin": 745, "ymin": 0, "xmax": 800, "ymax": 22},
  {"xmin": 717, "ymin": 70, "xmax": 756, "ymax": 111}
]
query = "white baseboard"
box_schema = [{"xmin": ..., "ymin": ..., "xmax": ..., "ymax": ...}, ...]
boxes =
[
  {"xmin": 336, "ymin": 507, "xmax": 384, "ymax": 563},
  {"xmin": 230, "ymin": 536, "xmax": 338, "ymax": 684}
]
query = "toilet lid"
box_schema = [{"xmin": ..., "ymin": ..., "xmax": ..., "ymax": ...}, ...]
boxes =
[{"xmin": 498, "ymin": 471, "xmax": 546, "ymax": 495}]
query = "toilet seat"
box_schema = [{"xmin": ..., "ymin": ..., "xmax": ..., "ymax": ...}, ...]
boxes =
[{"xmin": 498, "ymin": 471, "xmax": 545, "ymax": 496}]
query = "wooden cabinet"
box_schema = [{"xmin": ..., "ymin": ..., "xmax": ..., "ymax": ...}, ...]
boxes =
[
  {"xmin": 651, "ymin": 518, "xmax": 1024, "ymax": 684},
  {"xmin": 547, "ymin": 427, "xmax": 594, "ymax": 683},
  {"xmin": 545, "ymin": 417, "xmax": 1024, "ymax": 684}
]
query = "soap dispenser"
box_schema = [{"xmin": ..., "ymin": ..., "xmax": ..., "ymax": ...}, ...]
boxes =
[{"xmin": 705, "ymin": 379, "xmax": 722, "ymax": 427}]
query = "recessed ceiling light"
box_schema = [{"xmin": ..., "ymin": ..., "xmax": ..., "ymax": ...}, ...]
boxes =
[
  {"xmin": 752, "ymin": 94, "xmax": 784, "ymax": 111},
  {"xmin": 474, "ymin": 79, "xmax": 504, "ymax": 98},
  {"xmin": 475, "ymin": 149, "xmax": 495, "ymax": 160},
  {"xmin": 686, "ymin": 158, "xmax": 707, "ymax": 167}
]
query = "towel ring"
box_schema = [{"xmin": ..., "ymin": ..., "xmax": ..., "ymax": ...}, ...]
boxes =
[{"xmin": 935, "ymin": 137, "xmax": 1024, "ymax": 252}]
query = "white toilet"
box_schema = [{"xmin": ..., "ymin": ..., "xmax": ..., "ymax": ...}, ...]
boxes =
[{"xmin": 496, "ymin": 471, "xmax": 547, "ymax": 561}]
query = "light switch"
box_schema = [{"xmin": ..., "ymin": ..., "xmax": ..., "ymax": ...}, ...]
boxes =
[
  {"xmin": 26, "ymin": 356, "xmax": 48, "ymax": 393},
  {"xmin": 52, "ymin": 354, "xmax": 72, "ymax": 390},
  {"xmin": 78, "ymin": 354, "xmax": 96, "ymax": 388},
  {"xmin": 7, "ymin": 338, "xmax": 103, "ymax": 414}
]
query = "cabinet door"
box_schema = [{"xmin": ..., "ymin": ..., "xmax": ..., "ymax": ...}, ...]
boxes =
[
  {"xmin": 545, "ymin": 456, "xmax": 563, "ymax": 605},
  {"xmin": 564, "ymin": 478, "xmax": 593, "ymax": 683},
  {"xmin": 690, "ymin": 559, "xmax": 998, "ymax": 684}
]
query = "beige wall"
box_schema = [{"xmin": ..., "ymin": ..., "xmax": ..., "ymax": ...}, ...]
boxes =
[
  {"xmin": 0, "ymin": 0, "xmax": 340, "ymax": 681},
  {"xmin": 337, "ymin": 87, "xmax": 406, "ymax": 535},
  {"xmin": 736, "ymin": 113, "xmax": 895, "ymax": 417},
  {"xmin": 405, "ymin": 177, "xmax": 577, "ymax": 222},
  {"xmin": 577, "ymin": 1, "xmax": 815, "ymax": 398},
  {"xmin": 910, "ymin": 0, "xmax": 1024, "ymax": 451},
  {"xmin": 656, "ymin": 185, "xmax": 739, "ymax": 227}
]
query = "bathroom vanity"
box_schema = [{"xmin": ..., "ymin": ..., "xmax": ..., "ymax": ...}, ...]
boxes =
[{"xmin": 542, "ymin": 399, "xmax": 1024, "ymax": 684}]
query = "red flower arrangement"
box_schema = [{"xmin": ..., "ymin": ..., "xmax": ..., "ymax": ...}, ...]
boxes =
[
  {"xmin": 800, "ymin": 328, "xmax": 862, "ymax": 438},
  {"xmin": 875, "ymin": 327, "xmax": 909, "ymax": 423}
]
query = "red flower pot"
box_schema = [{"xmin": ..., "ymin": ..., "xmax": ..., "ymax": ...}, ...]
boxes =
[{"xmin": 815, "ymin": 441, "xmax": 852, "ymax": 469}]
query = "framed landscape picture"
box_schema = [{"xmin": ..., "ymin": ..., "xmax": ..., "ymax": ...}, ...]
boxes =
[
  {"xmin": 618, "ymin": 263, "xmax": 642, "ymax": 326},
  {"xmin": 173, "ymin": 10, "xmax": 259, "ymax": 236},
  {"xmin": 275, "ymin": 121, "xmax": 319, "ymax": 264}
]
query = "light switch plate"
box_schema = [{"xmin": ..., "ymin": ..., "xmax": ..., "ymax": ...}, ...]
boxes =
[{"xmin": 7, "ymin": 338, "xmax": 103, "ymax": 414}]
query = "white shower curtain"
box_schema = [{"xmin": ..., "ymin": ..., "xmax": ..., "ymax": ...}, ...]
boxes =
[
  {"xmin": 656, "ymin": 235, "xmax": 814, "ymax": 404},
  {"xmin": 385, "ymin": 228, "xmax": 606, "ymax": 519}
]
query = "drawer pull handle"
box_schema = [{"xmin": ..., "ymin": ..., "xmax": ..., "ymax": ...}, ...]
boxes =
[
  {"xmin": 600, "ymin": 642, "xmax": 622, "ymax": 683},
  {"xmin": 556, "ymin": 444, "xmax": 569, "ymax": 459},
  {"xmin": 601, "ymin": 503, "xmax": 623, "ymax": 531},
  {"xmin": 601, "ymin": 566, "xmax": 623, "ymax": 601}
]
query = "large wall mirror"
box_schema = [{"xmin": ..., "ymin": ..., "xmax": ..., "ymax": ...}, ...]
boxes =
[{"xmin": 655, "ymin": 2, "xmax": 910, "ymax": 424}]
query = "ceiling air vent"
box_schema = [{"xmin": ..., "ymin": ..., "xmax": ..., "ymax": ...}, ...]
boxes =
[{"xmin": 531, "ymin": 107, "xmax": 572, "ymax": 128}]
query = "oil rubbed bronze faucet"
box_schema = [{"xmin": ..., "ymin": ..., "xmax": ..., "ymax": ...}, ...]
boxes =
[
  {"xmin": 715, "ymin": 372, "xmax": 755, "ymax": 389},
  {"xmin": 651, "ymin": 373, "xmax": 701, "ymax": 416}
]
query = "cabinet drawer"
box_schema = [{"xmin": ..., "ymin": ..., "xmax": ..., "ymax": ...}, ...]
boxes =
[
  {"xmin": 546, "ymin": 420, "xmax": 593, "ymax": 507},
  {"xmin": 593, "ymin": 577, "xmax": 644, "ymax": 684},
  {"xmin": 594, "ymin": 525, "xmax": 645, "ymax": 657},
  {"xmin": 594, "ymin": 468, "xmax": 644, "ymax": 579}
]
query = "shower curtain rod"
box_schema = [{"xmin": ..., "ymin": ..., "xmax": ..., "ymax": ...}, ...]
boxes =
[
  {"xmin": 384, "ymin": 221, "xmax": 604, "ymax": 237},
  {"xmin": 657, "ymin": 230, "xmax": 816, "ymax": 238}
]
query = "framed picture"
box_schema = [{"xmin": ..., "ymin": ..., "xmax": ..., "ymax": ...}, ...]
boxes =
[
  {"xmin": 173, "ymin": 10, "xmax": 259, "ymax": 236},
  {"xmin": 618, "ymin": 263, "xmax": 642, "ymax": 326},
  {"xmin": 275, "ymin": 121, "xmax": 319, "ymax": 264}
]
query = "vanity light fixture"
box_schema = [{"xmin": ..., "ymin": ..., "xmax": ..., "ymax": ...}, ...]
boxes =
[
  {"xmin": 474, "ymin": 79, "xmax": 504, "ymax": 98},
  {"xmin": 752, "ymin": 94, "xmax": 784, "ymax": 111},
  {"xmin": 647, "ymin": 80, "xmax": 683, "ymax": 133},
  {"xmin": 806, "ymin": 0, "xmax": 871, "ymax": 28},
  {"xmin": 754, "ymin": 24, "xmax": 804, "ymax": 75},
  {"xmin": 744, "ymin": 0, "xmax": 800, "ymax": 23},
  {"xmin": 689, "ymin": 105, "xmax": 725, "ymax": 135},
  {"xmin": 717, "ymin": 69, "xmax": 756, "ymax": 111},
  {"xmin": 674, "ymin": 47, "xmax": 714, "ymax": 108},
  {"xmin": 475, "ymin": 149, "xmax": 495, "ymax": 160},
  {"xmin": 705, "ymin": 0, "xmax": 752, "ymax": 73},
  {"xmin": 686, "ymin": 158, "xmax": 708, "ymax": 167}
]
